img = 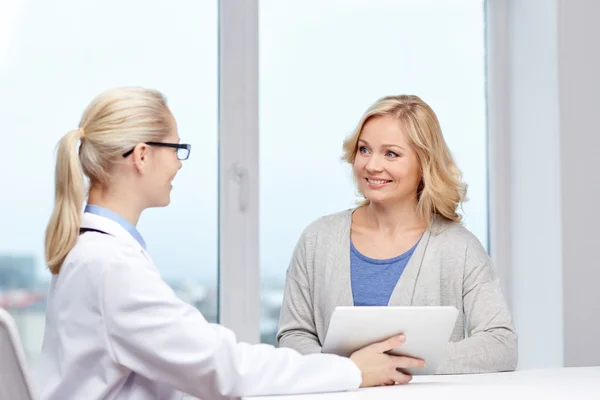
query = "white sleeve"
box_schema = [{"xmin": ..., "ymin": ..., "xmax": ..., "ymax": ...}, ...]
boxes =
[{"xmin": 100, "ymin": 249, "xmax": 361, "ymax": 399}]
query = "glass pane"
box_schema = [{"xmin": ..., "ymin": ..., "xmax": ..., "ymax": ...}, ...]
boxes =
[
  {"xmin": 259, "ymin": 0, "xmax": 487, "ymax": 345},
  {"xmin": 0, "ymin": 0, "xmax": 218, "ymax": 365}
]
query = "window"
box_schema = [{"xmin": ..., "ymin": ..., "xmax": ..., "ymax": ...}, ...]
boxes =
[
  {"xmin": 0, "ymin": 0, "xmax": 218, "ymax": 364},
  {"xmin": 259, "ymin": 0, "xmax": 488, "ymax": 345},
  {"xmin": 0, "ymin": 0, "xmax": 488, "ymax": 363}
]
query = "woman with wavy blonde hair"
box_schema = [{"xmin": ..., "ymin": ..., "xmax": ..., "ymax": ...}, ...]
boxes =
[{"xmin": 278, "ymin": 95, "xmax": 517, "ymax": 376}]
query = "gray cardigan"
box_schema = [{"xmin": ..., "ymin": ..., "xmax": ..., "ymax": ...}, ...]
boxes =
[{"xmin": 276, "ymin": 209, "xmax": 518, "ymax": 374}]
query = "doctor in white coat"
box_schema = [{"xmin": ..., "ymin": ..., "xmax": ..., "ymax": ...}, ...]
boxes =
[{"xmin": 36, "ymin": 87, "xmax": 424, "ymax": 400}]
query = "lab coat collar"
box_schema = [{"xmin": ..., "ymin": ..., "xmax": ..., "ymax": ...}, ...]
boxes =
[
  {"xmin": 83, "ymin": 204, "xmax": 146, "ymax": 249},
  {"xmin": 80, "ymin": 212, "xmax": 148, "ymax": 257}
]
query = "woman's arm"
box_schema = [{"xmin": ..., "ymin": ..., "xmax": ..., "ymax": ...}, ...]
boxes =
[
  {"xmin": 277, "ymin": 232, "xmax": 324, "ymax": 354},
  {"xmin": 437, "ymin": 237, "xmax": 518, "ymax": 374}
]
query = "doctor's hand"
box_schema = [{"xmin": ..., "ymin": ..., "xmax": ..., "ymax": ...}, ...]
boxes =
[{"xmin": 349, "ymin": 334, "xmax": 425, "ymax": 387}]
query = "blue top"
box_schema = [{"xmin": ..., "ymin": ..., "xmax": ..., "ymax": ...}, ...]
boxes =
[
  {"xmin": 350, "ymin": 239, "xmax": 420, "ymax": 307},
  {"xmin": 84, "ymin": 204, "xmax": 146, "ymax": 249}
]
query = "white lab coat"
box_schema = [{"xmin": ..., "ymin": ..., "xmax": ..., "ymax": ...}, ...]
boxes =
[{"xmin": 36, "ymin": 212, "xmax": 361, "ymax": 400}]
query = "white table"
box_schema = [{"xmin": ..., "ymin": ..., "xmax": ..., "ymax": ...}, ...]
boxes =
[{"xmin": 243, "ymin": 367, "xmax": 600, "ymax": 400}]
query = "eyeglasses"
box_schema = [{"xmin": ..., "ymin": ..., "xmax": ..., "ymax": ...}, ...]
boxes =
[{"xmin": 122, "ymin": 142, "xmax": 192, "ymax": 160}]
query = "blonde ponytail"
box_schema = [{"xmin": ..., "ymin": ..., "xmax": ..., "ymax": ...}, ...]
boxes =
[{"xmin": 44, "ymin": 128, "xmax": 86, "ymax": 274}]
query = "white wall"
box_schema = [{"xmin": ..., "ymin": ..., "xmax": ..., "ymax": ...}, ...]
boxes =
[
  {"xmin": 557, "ymin": 0, "xmax": 600, "ymax": 367},
  {"xmin": 488, "ymin": 0, "xmax": 600, "ymax": 369}
]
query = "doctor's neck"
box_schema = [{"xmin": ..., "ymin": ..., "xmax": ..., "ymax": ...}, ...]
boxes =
[{"xmin": 87, "ymin": 184, "xmax": 143, "ymax": 226}]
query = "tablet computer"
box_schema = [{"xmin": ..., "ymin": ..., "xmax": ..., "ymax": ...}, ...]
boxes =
[{"xmin": 321, "ymin": 306, "xmax": 459, "ymax": 375}]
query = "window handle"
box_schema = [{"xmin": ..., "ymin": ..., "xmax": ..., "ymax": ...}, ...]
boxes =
[{"xmin": 232, "ymin": 163, "xmax": 249, "ymax": 212}]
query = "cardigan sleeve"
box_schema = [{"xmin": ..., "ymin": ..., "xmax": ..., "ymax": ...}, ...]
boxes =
[
  {"xmin": 277, "ymin": 232, "xmax": 323, "ymax": 355},
  {"xmin": 437, "ymin": 236, "xmax": 518, "ymax": 374}
]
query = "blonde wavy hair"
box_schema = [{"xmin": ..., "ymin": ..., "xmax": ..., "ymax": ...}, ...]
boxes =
[
  {"xmin": 342, "ymin": 95, "xmax": 467, "ymax": 226},
  {"xmin": 44, "ymin": 87, "xmax": 172, "ymax": 274}
]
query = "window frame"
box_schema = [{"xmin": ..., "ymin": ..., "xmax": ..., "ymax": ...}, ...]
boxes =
[{"xmin": 218, "ymin": 0, "xmax": 504, "ymax": 343}]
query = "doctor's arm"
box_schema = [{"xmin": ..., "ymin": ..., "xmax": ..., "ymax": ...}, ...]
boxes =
[
  {"xmin": 277, "ymin": 233, "xmax": 324, "ymax": 354},
  {"xmin": 437, "ymin": 237, "xmax": 518, "ymax": 374},
  {"xmin": 100, "ymin": 249, "xmax": 361, "ymax": 400}
]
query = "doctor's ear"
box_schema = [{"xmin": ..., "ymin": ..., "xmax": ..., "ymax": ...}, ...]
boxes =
[{"xmin": 132, "ymin": 143, "xmax": 150, "ymax": 171}]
